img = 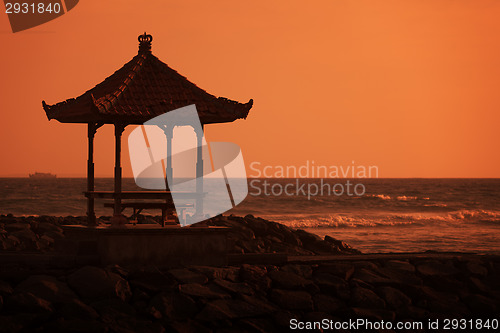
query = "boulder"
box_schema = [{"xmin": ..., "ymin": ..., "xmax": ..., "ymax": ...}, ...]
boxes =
[
  {"xmin": 317, "ymin": 262, "xmax": 355, "ymax": 280},
  {"xmin": 42, "ymin": 318, "xmax": 106, "ymax": 333},
  {"xmin": 191, "ymin": 266, "xmax": 239, "ymax": 282},
  {"xmin": 238, "ymin": 294, "xmax": 279, "ymax": 314},
  {"xmin": 416, "ymin": 260, "xmax": 459, "ymax": 277},
  {"xmin": 270, "ymin": 289, "xmax": 313, "ymax": 310},
  {"xmin": 348, "ymin": 307, "xmax": 396, "ymax": 322},
  {"xmin": 15, "ymin": 275, "xmax": 77, "ymax": 304},
  {"xmin": 196, "ymin": 299, "xmax": 270, "ymax": 321},
  {"xmin": 350, "ymin": 287, "xmax": 386, "ymax": 309},
  {"xmin": 213, "ymin": 279, "xmax": 254, "ymax": 296},
  {"xmin": 281, "ymin": 264, "xmax": 314, "ymax": 279},
  {"xmin": 269, "ymin": 270, "xmax": 311, "ymax": 290},
  {"xmin": 0, "ymin": 281, "xmax": 13, "ymax": 297},
  {"xmin": 7, "ymin": 292, "xmax": 53, "ymax": 313},
  {"xmin": 128, "ymin": 270, "xmax": 177, "ymax": 294},
  {"xmin": 240, "ymin": 265, "xmax": 271, "ymax": 291},
  {"xmin": 313, "ymin": 294, "xmax": 345, "ymax": 313},
  {"xmin": 313, "ymin": 272, "xmax": 350, "ymax": 300},
  {"xmin": 148, "ymin": 292, "xmax": 198, "ymax": 321},
  {"xmin": 67, "ymin": 266, "xmax": 132, "ymax": 302},
  {"xmin": 384, "ymin": 260, "xmax": 415, "ymax": 273},
  {"xmin": 179, "ymin": 283, "xmax": 230, "ymax": 299},
  {"xmin": 463, "ymin": 294, "xmax": 499, "ymax": 315},
  {"xmin": 352, "ymin": 268, "xmax": 392, "ymax": 285},
  {"xmin": 168, "ymin": 268, "xmax": 208, "ymax": 284},
  {"xmin": 376, "ymin": 286, "xmax": 412, "ymax": 309},
  {"xmin": 58, "ymin": 298, "xmax": 99, "ymax": 320},
  {"xmin": 4, "ymin": 223, "xmax": 30, "ymax": 233},
  {"xmin": 465, "ymin": 261, "xmax": 488, "ymax": 277}
]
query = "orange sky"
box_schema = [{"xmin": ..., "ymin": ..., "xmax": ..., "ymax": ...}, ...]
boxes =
[{"xmin": 1, "ymin": 0, "xmax": 499, "ymax": 178}]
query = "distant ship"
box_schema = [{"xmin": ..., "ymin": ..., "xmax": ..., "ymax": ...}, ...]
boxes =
[{"xmin": 29, "ymin": 172, "xmax": 57, "ymax": 179}]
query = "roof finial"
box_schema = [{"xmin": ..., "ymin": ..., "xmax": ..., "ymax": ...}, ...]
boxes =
[{"xmin": 138, "ymin": 32, "xmax": 153, "ymax": 54}]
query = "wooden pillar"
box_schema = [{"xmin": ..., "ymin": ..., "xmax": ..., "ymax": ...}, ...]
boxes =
[
  {"xmin": 195, "ymin": 126, "xmax": 204, "ymax": 217},
  {"xmin": 162, "ymin": 125, "xmax": 177, "ymax": 226},
  {"xmin": 163, "ymin": 125, "xmax": 174, "ymax": 189},
  {"xmin": 87, "ymin": 123, "xmax": 97, "ymax": 226},
  {"xmin": 113, "ymin": 123, "xmax": 125, "ymax": 216}
]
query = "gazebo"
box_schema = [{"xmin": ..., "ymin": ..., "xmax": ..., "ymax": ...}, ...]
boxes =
[{"xmin": 43, "ymin": 33, "xmax": 253, "ymax": 227}]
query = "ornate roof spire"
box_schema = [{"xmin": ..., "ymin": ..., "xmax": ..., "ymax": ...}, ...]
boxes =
[{"xmin": 138, "ymin": 32, "xmax": 153, "ymax": 54}]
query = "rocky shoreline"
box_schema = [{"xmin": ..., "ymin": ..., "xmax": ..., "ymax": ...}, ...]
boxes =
[
  {"xmin": 0, "ymin": 214, "xmax": 499, "ymax": 332},
  {"xmin": 0, "ymin": 214, "xmax": 360, "ymax": 256}
]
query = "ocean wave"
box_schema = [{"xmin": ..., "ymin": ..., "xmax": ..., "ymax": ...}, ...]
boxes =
[
  {"xmin": 262, "ymin": 209, "xmax": 500, "ymax": 229},
  {"xmin": 363, "ymin": 194, "xmax": 427, "ymax": 201}
]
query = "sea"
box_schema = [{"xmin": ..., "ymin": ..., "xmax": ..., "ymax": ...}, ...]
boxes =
[{"xmin": 1, "ymin": 178, "xmax": 499, "ymax": 254}]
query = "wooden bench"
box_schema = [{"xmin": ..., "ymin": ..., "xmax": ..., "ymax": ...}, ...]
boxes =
[{"xmin": 103, "ymin": 202, "xmax": 194, "ymax": 227}]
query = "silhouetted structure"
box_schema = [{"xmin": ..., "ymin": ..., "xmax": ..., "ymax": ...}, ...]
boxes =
[{"xmin": 43, "ymin": 33, "xmax": 252, "ymax": 226}]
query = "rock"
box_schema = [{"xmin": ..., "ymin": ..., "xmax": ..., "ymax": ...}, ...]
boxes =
[
  {"xmin": 35, "ymin": 222, "xmax": 63, "ymax": 235},
  {"xmin": 269, "ymin": 270, "xmax": 312, "ymax": 290},
  {"xmin": 280, "ymin": 264, "xmax": 313, "ymax": 279},
  {"xmin": 399, "ymin": 305, "xmax": 429, "ymax": 320},
  {"xmin": 15, "ymin": 275, "xmax": 77, "ymax": 304},
  {"xmin": 213, "ymin": 279, "xmax": 254, "ymax": 296},
  {"xmin": 416, "ymin": 260, "xmax": 459, "ymax": 276},
  {"xmin": 148, "ymin": 292, "xmax": 198, "ymax": 321},
  {"xmin": 352, "ymin": 261, "xmax": 380, "ymax": 271},
  {"xmin": 4, "ymin": 223, "xmax": 30, "ymax": 233},
  {"xmin": 58, "ymin": 298, "xmax": 99, "ymax": 320},
  {"xmin": 313, "ymin": 272, "xmax": 350, "ymax": 300},
  {"xmin": 0, "ymin": 315, "xmax": 25, "ymax": 333},
  {"xmin": 303, "ymin": 311, "xmax": 336, "ymax": 323},
  {"xmin": 42, "ymin": 318, "xmax": 106, "ymax": 333},
  {"xmin": 7, "ymin": 292, "xmax": 53, "ymax": 313},
  {"xmin": 270, "ymin": 289, "xmax": 313, "ymax": 310},
  {"xmin": 384, "ymin": 260, "xmax": 416, "ymax": 273},
  {"xmin": 463, "ymin": 294, "xmax": 499, "ymax": 315},
  {"xmin": 238, "ymin": 294, "xmax": 279, "ymax": 314},
  {"xmin": 273, "ymin": 310, "xmax": 297, "ymax": 329},
  {"xmin": 165, "ymin": 319, "xmax": 211, "ymax": 333},
  {"xmin": 196, "ymin": 299, "xmax": 270, "ymax": 321},
  {"xmin": 68, "ymin": 266, "xmax": 132, "ymax": 302},
  {"xmin": 240, "ymin": 265, "xmax": 271, "ymax": 291},
  {"xmin": 294, "ymin": 229, "xmax": 322, "ymax": 245},
  {"xmin": 376, "ymin": 286, "xmax": 412, "ymax": 309},
  {"xmin": 0, "ymin": 238, "xmax": 17, "ymax": 251},
  {"xmin": 465, "ymin": 261, "xmax": 488, "ymax": 277},
  {"xmin": 0, "ymin": 281, "xmax": 13, "ymax": 297},
  {"xmin": 128, "ymin": 270, "xmax": 177, "ymax": 294},
  {"xmin": 240, "ymin": 317, "xmax": 277, "ymax": 333},
  {"xmin": 90, "ymin": 298, "xmax": 136, "ymax": 318},
  {"xmin": 352, "ymin": 268, "xmax": 393, "ymax": 285},
  {"xmin": 348, "ymin": 307, "xmax": 396, "ymax": 321},
  {"xmin": 168, "ymin": 268, "xmax": 208, "ymax": 284},
  {"xmin": 179, "ymin": 283, "xmax": 230, "ymax": 299},
  {"xmin": 10, "ymin": 229, "xmax": 37, "ymax": 242},
  {"xmin": 243, "ymin": 216, "xmax": 270, "ymax": 237},
  {"xmin": 43, "ymin": 230, "xmax": 65, "ymax": 240},
  {"xmin": 324, "ymin": 235, "xmax": 354, "ymax": 251},
  {"xmin": 38, "ymin": 235, "xmax": 55, "ymax": 249},
  {"xmin": 317, "ymin": 262, "xmax": 355, "ymax": 280},
  {"xmin": 313, "ymin": 294, "xmax": 345, "ymax": 313},
  {"xmin": 191, "ymin": 266, "xmax": 240, "ymax": 282},
  {"xmin": 350, "ymin": 287, "xmax": 386, "ymax": 309},
  {"xmin": 377, "ymin": 267, "xmax": 423, "ymax": 286}
]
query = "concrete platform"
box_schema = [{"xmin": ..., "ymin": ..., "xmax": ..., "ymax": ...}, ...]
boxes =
[{"xmin": 59, "ymin": 224, "xmax": 229, "ymax": 267}]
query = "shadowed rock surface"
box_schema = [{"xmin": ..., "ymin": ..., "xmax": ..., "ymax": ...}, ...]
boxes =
[{"xmin": 0, "ymin": 214, "xmax": 499, "ymax": 332}]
